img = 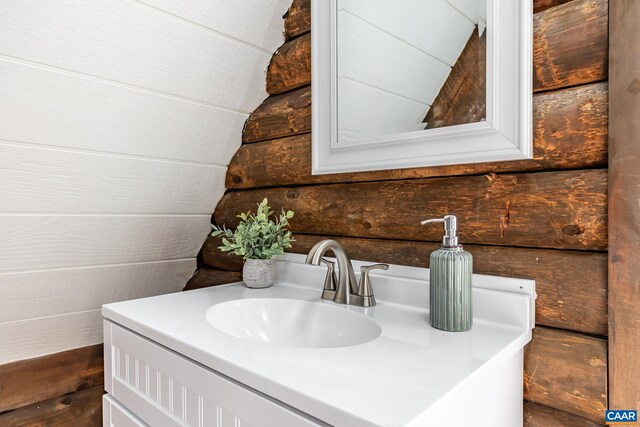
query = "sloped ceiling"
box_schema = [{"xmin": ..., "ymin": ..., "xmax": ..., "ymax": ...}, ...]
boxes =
[{"xmin": 0, "ymin": 0, "xmax": 290, "ymax": 364}]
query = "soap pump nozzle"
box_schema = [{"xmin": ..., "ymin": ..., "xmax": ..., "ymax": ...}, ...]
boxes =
[{"xmin": 421, "ymin": 214, "xmax": 459, "ymax": 247}]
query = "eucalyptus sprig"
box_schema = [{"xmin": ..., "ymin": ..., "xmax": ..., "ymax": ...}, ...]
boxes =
[{"xmin": 210, "ymin": 198, "xmax": 294, "ymax": 260}]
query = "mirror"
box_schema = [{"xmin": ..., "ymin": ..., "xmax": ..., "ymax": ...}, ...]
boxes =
[
  {"xmin": 337, "ymin": 0, "xmax": 487, "ymax": 142},
  {"xmin": 312, "ymin": 0, "xmax": 532, "ymax": 174}
]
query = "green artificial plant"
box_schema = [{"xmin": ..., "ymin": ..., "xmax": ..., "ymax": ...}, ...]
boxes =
[{"xmin": 210, "ymin": 198, "xmax": 294, "ymax": 260}]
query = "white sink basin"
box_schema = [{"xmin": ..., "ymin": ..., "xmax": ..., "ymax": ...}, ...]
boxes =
[{"xmin": 205, "ymin": 298, "xmax": 382, "ymax": 348}]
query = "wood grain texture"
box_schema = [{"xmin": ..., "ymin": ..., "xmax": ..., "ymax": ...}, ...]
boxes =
[
  {"xmin": 184, "ymin": 268, "xmax": 243, "ymax": 290},
  {"xmin": 266, "ymin": 0, "xmax": 608, "ymax": 96},
  {"xmin": 242, "ymin": 85, "xmax": 311, "ymax": 144},
  {"xmin": 203, "ymin": 234, "xmax": 607, "ymax": 335},
  {"xmin": 216, "ymin": 170, "xmax": 607, "ymax": 251},
  {"xmin": 264, "ymin": 36, "xmax": 307, "ymax": 95},
  {"xmin": 267, "ymin": 33, "xmax": 311, "ymax": 95},
  {"xmin": 0, "ymin": 345, "xmax": 103, "ymax": 413},
  {"xmin": 229, "ymin": 82, "xmax": 608, "ymax": 188},
  {"xmin": 284, "ymin": 0, "xmax": 311, "ymax": 40},
  {"xmin": 524, "ymin": 401, "xmax": 604, "ymax": 427},
  {"xmin": 608, "ymin": 0, "xmax": 640, "ymax": 414},
  {"xmin": 425, "ymin": 32, "xmax": 486, "ymax": 129},
  {"xmin": 524, "ymin": 327, "xmax": 607, "ymax": 422},
  {"xmin": 279, "ymin": 0, "xmax": 581, "ymax": 41},
  {"xmin": 533, "ymin": 0, "xmax": 574, "ymax": 14},
  {"xmin": 0, "ymin": 386, "xmax": 103, "ymax": 426},
  {"xmin": 533, "ymin": 0, "xmax": 608, "ymax": 92}
]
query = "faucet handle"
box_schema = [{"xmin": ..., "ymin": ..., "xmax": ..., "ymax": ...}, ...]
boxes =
[
  {"xmin": 321, "ymin": 258, "xmax": 337, "ymax": 291},
  {"xmin": 356, "ymin": 264, "xmax": 389, "ymax": 307}
]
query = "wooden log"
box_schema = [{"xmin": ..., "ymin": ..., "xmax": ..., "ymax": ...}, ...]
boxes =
[
  {"xmin": 266, "ymin": 33, "xmax": 311, "ymax": 95},
  {"xmin": 184, "ymin": 268, "xmax": 242, "ymax": 290},
  {"xmin": 201, "ymin": 235, "xmax": 244, "ymax": 272},
  {"xmin": 524, "ymin": 327, "xmax": 607, "ymax": 422},
  {"xmin": 533, "ymin": 0, "xmax": 608, "ymax": 92},
  {"xmin": 242, "ymin": 85, "xmax": 311, "ymax": 144},
  {"xmin": 608, "ymin": 0, "xmax": 640, "ymax": 414},
  {"xmin": 0, "ymin": 344, "xmax": 103, "ymax": 413},
  {"xmin": 203, "ymin": 233, "xmax": 607, "ymax": 336},
  {"xmin": 284, "ymin": 0, "xmax": 311, "ymax": 40},
  {"xmin": 425, "ymin": 32, "xmax": 486, "ymax": 129},
  {"xmin": 216, "ymin": 170, "xmax": 607, "ymax": 251},
  {"xmin": 0, "ymin": 386, "xmax": 103, "ymax": 426},
  {"xmin": 229, "ymin": 82, "xmax": 608, "ymax": 188},
  {"xmin": 533, "ymin": 0, "xmax": 574, "ymax": 14},
  {"xmin": 264, "ymin": 0, "xmax": 608, "ymax": 96},
  {"xmin": 279, "ymin": 0, "xmax": 576, "ymax": 43},
  {"xmin": 524, "ymin": 401, "xmax": 604, "ymax": 427}
]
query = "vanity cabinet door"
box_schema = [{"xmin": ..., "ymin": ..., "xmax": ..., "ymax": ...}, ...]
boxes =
[
  {"xmin": 104, "ymin": 394, "xmax": 148, "ymax": 427},
  {"xmin": 104, "ymin": 321, "xmax": 322, "ymax": 427}
]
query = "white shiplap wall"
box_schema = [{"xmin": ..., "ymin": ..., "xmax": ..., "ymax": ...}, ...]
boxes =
[{"xmin": 0, "ymin": 0, "xmax": 290, "ymax": 364}]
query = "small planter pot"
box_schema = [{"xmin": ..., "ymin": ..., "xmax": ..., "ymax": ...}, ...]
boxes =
[{"xmin": 242, "ymin": 259, "xmax": 275, "ymax": 288}]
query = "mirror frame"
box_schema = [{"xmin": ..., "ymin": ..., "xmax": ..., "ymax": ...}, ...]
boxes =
[{"xmin": 312, "ymin": 0, "xmax": 532, "ymax": 174}]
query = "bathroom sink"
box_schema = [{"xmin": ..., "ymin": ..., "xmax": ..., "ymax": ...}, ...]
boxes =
[
  {"xmin": 104, "ymin": 258, "xmax": 535, "ymax": 426},
  {"xmin": 205, "ymin": 298, "xmax": 381, "ymax": 348}
]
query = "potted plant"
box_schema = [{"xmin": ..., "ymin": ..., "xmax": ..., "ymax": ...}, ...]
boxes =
[{"xmin": 211, "ymin": 198, "xmax": 294, "ymax": 288}]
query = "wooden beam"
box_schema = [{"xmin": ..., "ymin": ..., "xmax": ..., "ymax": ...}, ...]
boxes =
[
  {"xmin": 284, "ymin": 0, "xmax": 311, "ymax": 40},
  {"xmin": 201, "ymin": 235, "xmax": 245, "ymax": 271},
  {"xmin": 524, "ymin": 401, "xmax": 604, "ymax": 426},
  {"xmin": 524, "ymin": 327, "xmax": 607, "ymax": 422},
  {"xmin": 216, "ymin": 170, "xmax": 607, "ymax": 251},
  {"xmin": 184, "ymin": 268, "xmax": 242, "ymax": 290},
  {"xmin": 425, "ymin": 32, "xmax": 486, "ymax": 129},
  {"xmin": 0, "ymin": 386, "xmax": 103, "ymax": 426},
  {"xmin": 265, "ymin": 0, "xmax": 608, "ymax": 96},
  {"xmin": 266, "ymin": 33, "xmax": 311, "ymax": 95},
  {"xmin": 533, "ymin": 0, "xmax": 574, "ymax": 14},
  {"xmin": 0, "ymin": 344, "xmax": 103, "ymax": 413},
  {"xmin": 229, "ymin": 82, "xmax": 607, "ymax": 188},
  {"xmin": 608, "ymin": 0, "xmax": 640, "ymax": 414},
  {"xmin": 242, "ymin": 85, "xmax": 311, "ymax": 144},
  {"xmin": 203, "ymin": 233, "xmax": 607, "ymax": 336},
  {"xmin": 533, "ymin": 0, "xmax": 608, "ymax": 92},
  {"xmin": 279, "ymin": 0, "xmax": 580, "ymax": 42}
]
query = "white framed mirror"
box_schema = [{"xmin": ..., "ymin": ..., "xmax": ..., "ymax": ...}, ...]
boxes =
[{"xmin": 312, "ymin": 0, "xmax": 532, "ymax": 174}]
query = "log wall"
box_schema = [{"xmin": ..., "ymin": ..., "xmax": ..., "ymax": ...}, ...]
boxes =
[
  {"xmin": 191, "ymin": 0, "xmax": 610, "ymax": 424},
  {"xmin": 608, "ymin": 0, "xmax": 640, "ymax": 415},
  {"xmin": 0, "ymin": 345, "xmax": 104, "ymax": 424}
]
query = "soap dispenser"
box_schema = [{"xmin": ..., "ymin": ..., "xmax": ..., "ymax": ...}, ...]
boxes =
[{"xmin": 421, "ymin": 215, "xmax": 473, "ymax": 332}]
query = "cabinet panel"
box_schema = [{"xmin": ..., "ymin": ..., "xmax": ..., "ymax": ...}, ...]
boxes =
[
  {"xmin": 104, "ymin": 394, "xmax": 148, "ymax": 427},
  {"xmin": 104, "ymin": 320, "xmax": 321, "ymax": 427}
]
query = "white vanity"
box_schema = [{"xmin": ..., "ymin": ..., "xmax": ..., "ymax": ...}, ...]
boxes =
[{"xmin": 102, "ymin": 255, "xmax": 535, "ymax": 426}]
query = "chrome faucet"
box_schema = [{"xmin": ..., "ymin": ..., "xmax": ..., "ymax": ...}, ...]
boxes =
[{"xmin": 305, "ymin": 239, "xmax": 388, "ymax": 307}]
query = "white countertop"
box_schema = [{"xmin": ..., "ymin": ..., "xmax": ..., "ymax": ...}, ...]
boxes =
[{"xmin": 103, "ymin": 257, "xmax": 534, "ymax": 427}]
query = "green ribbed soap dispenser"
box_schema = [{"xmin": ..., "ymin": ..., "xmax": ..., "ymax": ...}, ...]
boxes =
[{"xmin": 421, "ymin": 215, "xmax": 473, "ymax": 332}]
